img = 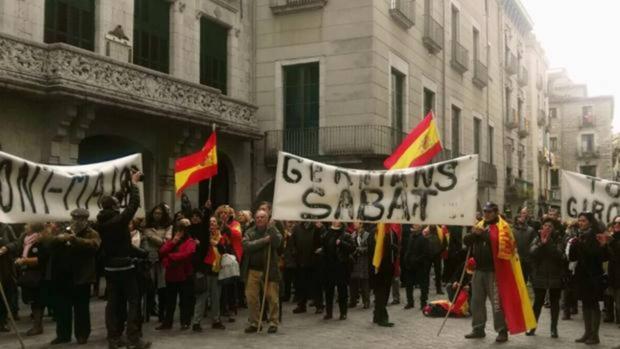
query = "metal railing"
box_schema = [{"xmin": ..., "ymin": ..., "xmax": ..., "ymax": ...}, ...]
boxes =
[
  {"xmin": 473, "ymin": 59, "xmax": 488, "ymax": 88},
  {"xmin": 451, "ymin": 40, "xmax": 469, "ymax": 73},
  {"xmin": 579, "ymin": 113, "xmax": 595, "ymax": 128},
  {"xmin": 264, "ymin": 125, "xmax": 406, "ymax": 165},
  {"xmin": 423, "ymin": 14, "xmax": 444, "ymax": 53},
  {"xmin": 390, "ymin": 0, "xmax": 415, "ymax": 29},
  {"xmin": 479, "ymin": 161, "xmax": 498, "ymax": 186},
  {"xmin": 270, "ymin": 0, "xmax": 328, "ymax": 15}
]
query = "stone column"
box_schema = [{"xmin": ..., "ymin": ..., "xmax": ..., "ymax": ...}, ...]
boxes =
[{"xmin": 45, "ymin": 103, "xmax": 95, "ymax": 165}]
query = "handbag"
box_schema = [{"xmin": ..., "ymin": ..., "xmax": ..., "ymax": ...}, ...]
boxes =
[
  {"xmin": 193, "ymin": 272, "xmax": 208, "ymax": 294},
  {"xmin": 218, "ymin": 254, "xmax": 240, "ymax": 285}
]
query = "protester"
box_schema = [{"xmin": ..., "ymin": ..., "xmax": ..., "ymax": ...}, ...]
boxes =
[
  {"xmin": 426, "ymin": 225, "xmax": 447, "ymax": 295},
  {"xmin": 464, "ymin": 202, "xmax": 510, "ymax": 342},
  {"xmin": 281, "ymin": 221, "xmax": 297, "ymax": 303},
  {"xmin": 291, "ymin": 221, "xmax": 323, "ymax": 314},
  {"xmin": 527, "ymin": 218, "xmax": 566, "ymax": 338},
  {"xmin": 242, "ymin": 209, "xmax": 282, "ymax": 334},
  {"xmin": 609, "ymin": 215, "xmax": 620, "ymax": 329},
  {"xmin": 321, "ymin": 221, "xmax": 354, "ymax": 320},
  {"xmin": 46, "ymin": 208, "xmax": 101, "ymax": 345},
  {"xmin": 389, "ymin": 224, "xmax": 402, "ymax": 304},
  {"xmin": 158, "ymin": 219, "xmax": 196, "ymax": 331},
  {"xmin": 402, "ymin": 224, "xmax": 432, "ymax": 310},
  {"xmin": 97, "ymin": 170, "xmax": 151, "ymax": 349},
  {"xmin": 562, "ymin": 219, "xmax": 580, "ymax": 320},
  {"xmin": 349, "ymin": 222, "xmax": 371, "ymax": 309},
  {"xmin": 442, "ymin": 225, "xmax": 465, "ymax": 285},
  {"xmin": 5, "ymin": 223, "xmax": 47, "ymax": 336},
  {"xmin": 192, "ymin": 216, "xmax": 227, "ymax": 331},
  {"xmin": 142, "ymin": 203, "xmax": 173, "ymax": 322},
  {"xmin": 569, "ymin": 212, "xmax": 610, "ymax": 345},
  {"xmin": 0, "ymin": 222, "xmax": 18, "ymax": 332},
  {"xmin": 370, "ymin": 224, "xmax": 399, "ymax": 327},
  {"xmin": 513, "ymin": 208, "xmax": 537, "ymax": 283}
]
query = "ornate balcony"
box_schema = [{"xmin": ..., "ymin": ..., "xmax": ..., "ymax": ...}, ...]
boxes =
[
  {"xmin": 264, "ymin": 125, "xmax": 406, "ymax": 166},
  {"xmin": 518, "ymin": 118, "xmax": 529, "ymax": 138},
  {"xmin": 270, "ymin": 0, "xmax": 328, "ymax": 15},
  {"xmin": 518, "ymin": 66, "xmax": 528, "ymax": 86},
  {"xmin": 576, "ymin": 146, "xmax": 600, "ymax": 159},
  {"xmin": 505, "ymin": 177, "xmax": 534, "ymax": 201},
  {"xmin": 505, "ymin": 108, "xmax": 519, "ymax": 129},
  {"xmin": 537, "ymin": 109, "xmax": 547, "ymax": 127},
  {"xmin": 450, "ymin": 41, "xmax": 469, "ymax": 74},
  {"xmin": 0, "ymin": 33, "xmax": 259, "ymax": 137},
  {"xmin": 472, "ymin": 59, "xmax": 488, "ymax": 88},
  {"xmin": 505, "ymin": 51, "xmax": 518, "ymax": 75},
  {"xmin": 390, "ymin": 0, "xmax": 415, "ymax": 29},
  {"xmin": 479, "ymin": 161, "xmax": 498, "ymax": 187},
  {"xmin": 423, "ymin": 14, "xmax": 444, "ymax": 53}
]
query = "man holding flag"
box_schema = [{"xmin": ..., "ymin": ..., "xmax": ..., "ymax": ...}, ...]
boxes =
[{"xmin": 371, "ymin": 111, "xmax": 442, "ymax": 327}]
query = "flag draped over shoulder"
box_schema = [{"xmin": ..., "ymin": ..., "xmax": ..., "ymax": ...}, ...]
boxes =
[
  {"xmin": 175, "ymin": 132, "xmax": 218, "ymax": 195},
  {"xmin": 383, "ymin": 111, "xmax": 442, "ymax": 169},
  {"xmin": 476, "ymin": 218, "xmax": 537, "ymax": 334}
]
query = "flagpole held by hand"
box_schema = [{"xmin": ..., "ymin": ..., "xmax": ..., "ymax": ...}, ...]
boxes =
[{"xmin": 437, "ymin": 247, "xmax": 471, "ymax": 337}]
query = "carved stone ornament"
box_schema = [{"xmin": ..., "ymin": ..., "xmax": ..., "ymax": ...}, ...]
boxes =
[{"xmin": 0, "ymin": 33, "xmax": 259, "ymax": 138}]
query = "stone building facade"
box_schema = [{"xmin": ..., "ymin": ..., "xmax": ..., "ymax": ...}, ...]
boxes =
[
  {"xmin": 547, "ymin": 68, "xmax": 615, "ymax": 207},
  {"xmin": 0, "ymin": 0, "xmax": 258, "ymax": 211}
]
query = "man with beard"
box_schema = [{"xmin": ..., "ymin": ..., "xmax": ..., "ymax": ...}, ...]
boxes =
[{"xmin": 96, "ymin": 170, "xmax": 151, "ymax": 349}]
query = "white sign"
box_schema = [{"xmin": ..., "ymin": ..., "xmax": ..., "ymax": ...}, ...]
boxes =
[
  {"xmin": 0, "ymin": 151, "xmax": 145, "ymax": 223},
  {"xmin": 272, "ymin": 152, "xmax": 479, "ymax": 225},
  {"xmin": 561, "ymin": 170, "xmax": 620, "ymax": 225}
]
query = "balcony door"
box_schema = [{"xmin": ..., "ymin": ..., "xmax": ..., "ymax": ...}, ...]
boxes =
[{"xmin": 283, "ymin": 63, "xmax": 319, "ymax": 156}]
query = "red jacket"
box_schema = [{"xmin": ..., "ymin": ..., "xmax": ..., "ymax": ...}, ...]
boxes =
[
  {"xmin": 160, "ymin": 237, "xmax": 196, "ymax": 282},
  {"xmin": 228, "ymin": 220, "xmax": 243, "ymax": 261}
]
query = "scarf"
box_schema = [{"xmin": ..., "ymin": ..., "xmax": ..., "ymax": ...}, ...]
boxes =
[{"xmin": 23, "ymin": 233, "xmax": 40, "ymax": 258}]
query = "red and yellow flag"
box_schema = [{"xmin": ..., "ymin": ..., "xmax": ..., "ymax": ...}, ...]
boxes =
[
  {"xmin": 174, "ymin": 131, "xmax": 218, "ymax": 196},
  {"xmin": 383, "ymin": 111, "xmax": 442, "ymax": 170}
]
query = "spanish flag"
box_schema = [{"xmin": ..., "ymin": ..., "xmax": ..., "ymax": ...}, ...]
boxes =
[
  {"xmin": 475, "ymin": 217, "xmax": 537, "ymax": 334},
  {"xmin": 383, "ymin": 111, "xmax": 442, "ymax": 170},
  {"xmin": 373, "ymin": 112, "xmax": 443, "ymax": 272},
  {"xmin": 174, "ymin": 131, "xmax": 218, "ymax": 196}
]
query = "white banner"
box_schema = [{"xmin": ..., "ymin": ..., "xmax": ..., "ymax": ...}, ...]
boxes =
[
  {"xmin": 272, "ymin": 152, "xmax": 478, "ymax": 225},
  {"xmin": 0, "ymin": 151, "xmax": 145, "ymax": 223},
  {"xmin": 561, "ymin": 170, "xmax": 620, "ymax": 225}
]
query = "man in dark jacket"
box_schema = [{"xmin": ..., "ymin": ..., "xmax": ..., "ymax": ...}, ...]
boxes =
[
  {"xmin": 45, "ymin": 208, "xmax": 100, "ymax": 345},
  {"xmin": 291, "ymin": 221, "xmax": 323, "ymax": 314},
  {"xmin": 0, "ymin": 222, "xmax": 17, "ymax": 332},
  {"xmin": 427, "ymin": 225, "xmax": 447, "ymax": 294},
  {"xmin": 369, "ymin": 224, "xmax": 399, "ymax": 327},
  {"xmin": 242, "ymin": 209, "xmax": 282, "ymax": 334},
  {"xmin": 513, "ymin": 209, "xmax": 537, "ymax": 283},
  {"xmin": 96, "ymin": 170, "xmax": 150, "ymax": 349},
  {"xmin": 609, "ymin": 216, "xmax": 620, "ymax": 327},
  {"xmin": 402, "ymin": 224, "xmax": 432, "ymax": 309}
]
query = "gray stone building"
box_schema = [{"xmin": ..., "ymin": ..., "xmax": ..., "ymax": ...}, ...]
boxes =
[
  {"xmin": 0, "ymin": 0, "xmax": 258, "ymax": 211},
  {"xmin": 547, "ymin": 68, "xmax": 615, "ymax": 207}
]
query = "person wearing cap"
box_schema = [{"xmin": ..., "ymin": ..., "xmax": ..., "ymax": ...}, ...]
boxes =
[
  {"xmin": 463, "ymin": 202, "xmax": 509, "ymax": 343},
  {"xmin": 96, "ymin": 170, "xmax": 151, "ymax": 349},
  {"xmin": 44, "ymin": 208, "xmax": 100, "ymax": 345}
]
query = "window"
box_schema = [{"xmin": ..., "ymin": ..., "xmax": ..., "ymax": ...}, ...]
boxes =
[
  {"xmin": 283, "ymin": 62, "xmax": 320, "ymax": 154},
  {"xmin": 391, "ymin": 69, "xmax": 405, "ymax": 144},
  {"xmin": 44, "ymin": 0, "xmax": 95, "ymax": 50},
  {"xmin": 473, "ymin": 118, "xmax": 481, "ymax": 154},
  {"xmin": 518, "ymin": 144, "xmax": 525, "ymax": 178},
  {"xmin": 473, "ymin": 27, "xmax": 479, "ymax": 62},
  {"xmin": 550, "ymin": 169, "xmax": 559, "ymax": 187},
  {"xmin": 517, "ymin": 98, "xmax": 524, "ymax": 125},
  {"xmin": 423, "ymin": 88, "xmax": 435, "ymax": 115},
  {"xmin": 505, "ymin": 88, "xmax": 511, "ymax": 122},
  {"xmin": 550, "ymin": 137, "xmax": 558, "ymax": 151},
  {"xmin": 582, "ymin": 106, "xmax": 593, "ymax": 125},
  {"xmin": 451, "ymin": 105, "xmax": 461, "ymax": 156},
  {"xmin": 200, "ymin": 17, "xmax": 228, "ymax": 94},
  {"xmin": 488, "ymin": 125, "xmax": 494, "ymax": 164},
  {"xmin": 581, "ymin": 134, "xmax": 595, "ymax": 152},
  {"xmin": 505, "ymin": 138, "xmax": 514, "ymax": 168},
  {"xmin": 549, "ymin": 107, "xmax": 557, "ymax": 118},
  {"xmin": 451, "ymin": 6, "xmax": 459, "ymax": 43},
  {"xmin": 134, "ymin": 0, "xmax": 170, "ymax": 73},
  {"xmin": 580, "ymin": 165, "xmax": 597, "ymax": 177}
]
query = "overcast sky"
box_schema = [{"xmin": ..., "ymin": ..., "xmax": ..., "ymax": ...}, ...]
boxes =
[{"xmin": 520, "ymin": 0, "xmax": 619, "ymax": 132}]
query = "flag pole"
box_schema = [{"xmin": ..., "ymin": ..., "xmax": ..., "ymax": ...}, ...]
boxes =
[
  {"xmin": 437, "ymin": 247, "xmax": 471, "ymax": 337},
  {"xmin": 207, "ymin": 123, "xmax": 216, "ymax": 203},
  {"xmin": 0, "ymin": 279, "xmax": 25, "ymax": 349}
]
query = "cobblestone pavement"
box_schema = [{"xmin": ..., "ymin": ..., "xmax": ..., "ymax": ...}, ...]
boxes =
[{"xmin": 1, "ymin": 291, "xmax": 619, "ymax": 349}]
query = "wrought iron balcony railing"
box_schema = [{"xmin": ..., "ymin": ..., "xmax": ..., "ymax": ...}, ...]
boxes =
[{"xmin": 423, "ymin": 14, "xmax": 444, "ymax": 53}]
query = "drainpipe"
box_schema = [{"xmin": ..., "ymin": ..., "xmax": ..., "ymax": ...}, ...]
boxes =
[
  {"xmin": 441, "ymin": 0, "xmax": 447, "ymax": 146},
  {"xmin": 485, "ymin": 0, "xmax": 491, "ymax": 203},
  {"xmin": 498, "ymin": 0, "xmax": 506, "ymax": 210}
]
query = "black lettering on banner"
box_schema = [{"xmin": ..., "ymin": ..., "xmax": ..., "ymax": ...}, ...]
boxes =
[
  {"xmin": 390, "ymin": 173, "xmax": 407, "ymax": 188},
  {"xmin": 379, "ymin": 173, "xmax": 385, "ymax": 187},
  {"xmin": 74, "ymin": 174, "xmax": 90, "ymax": 209},
  {"xmin": 356, "ymin": 188, "xmax": 384, "ymax": 221},
  {"xmin": 605, "ymin": 183, "xmax": 620, "ymax": 199},
  {"xmin": 334, "ymin": 169, "xmax": 353, "ymax": 186},
  {"xmin": 17, "ymin": 163, "xmax": 40, "ymax": 213},
  {"xmin": 334, "ymin": 189, "xmax": 355, "ymax": 220},
  {"xmin": 607, "ymin": 203, "xmax": 620, "ymax": 223},
  {"xmin": 310, "ymin": 163, "xmax": 323, "ymax": 183},
  {"xmin": 435, "ymin": 161, "xmax": 459, "ymax": 191},
  {"xmin": 411, "ymin": 188, "xmax": 438, "ymax": 221},
  {"xmin": 111, "ymin": 167, "xmax": 118, "ymax": 195},
  {"xmin": 118, "ymin": 167, "xmax": 132, "ymax": 208},
  {"xmin": 591, "ymin": 200, "xmax": 605, "ymax": 222},
  {"xmin": 63, "ymin": 173, "xmax": 78, "ymax": 210},
  {"xmin": 588, "ymin": 176, "xmax": 601, "ymax": 194},
  {"xmin": 414, "ymin": 168, "xmax": 434, "ymax": 188},
  {"xmin": 282, "ymin": 155, "xmax": 303, "ymax": 184},
  {"xmin": 566, "ymin": 197, "xmax": 578, "ymax": 218},
  {"xmin": 85, "ymin": 172, "xmax": 105, "ymax": 209},
  {"xmin": 300, "ymin": 187, "xmax": 331, "ymax": 219},
  {"xmin": 0, "ymin": 159, "xmax": 13, "ymax": 213},
  {"xmin": 40, "ymin": 170, "xmax": 54, "ymax": 214},
  {"xmin": 358, "ymin": 174, "xmax": 372, "ymax": 190},
  {"xmin": 387, "ymin": 187, "xmax": 411, "ymax": 220}
]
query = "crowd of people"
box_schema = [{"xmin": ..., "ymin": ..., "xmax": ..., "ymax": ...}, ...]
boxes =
[{"xmin": 0, "ymin": 171, "xmax": 619, "ymax": 348}]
